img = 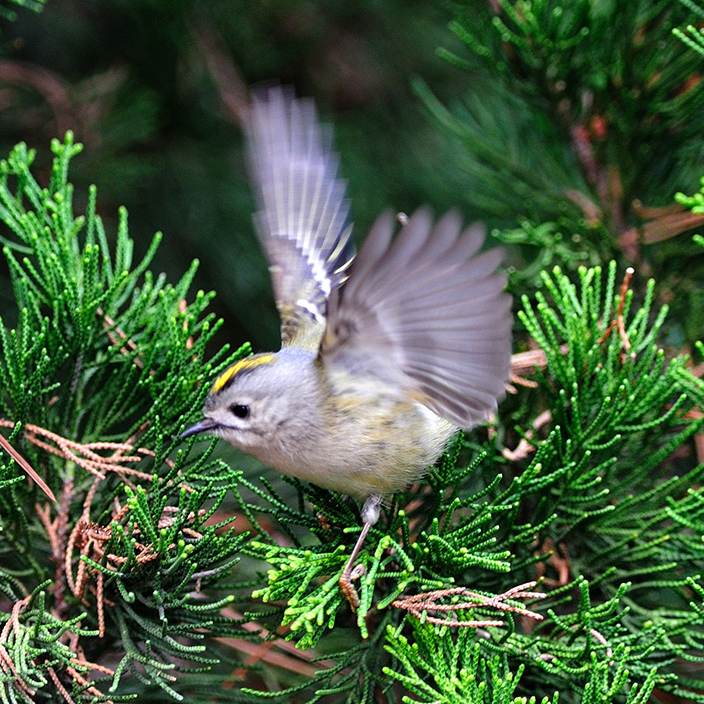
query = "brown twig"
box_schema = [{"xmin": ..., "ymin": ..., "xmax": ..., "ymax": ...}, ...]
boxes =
[
  {"xmin": 641, "ymin": 211, "xmax": 704, "ymax": 244},
  {"xmin": 598, "ymin": 266, "xmax": 635, "ymax": 360},
  {"xmin": 194, "ymin": 23, "xmax": 249, "ymax": 127},
  {"xmin": 0, "ymin": 432, "xmax": 56, "ymax": 502},
  {"xmin": 66, "ymin": 665, "xmax": 113, "ymax": 703},
  {"xmin": 510, "ymin": 346, "xmax": 570, "ymax": 376},
  {"xmin": 96, "ymin": 571, "xmax": 105, "ymax": 639},
  {"xmin": 0, "ymin": 60, "xmax": 74, "ymax": 135},
  {"xmin": 47, "ymin": 667, "xmax": 76, "ymax": 704},
  {"xmin": 393, "ymin": 581, "xmax": 545, "ymax": 629},
  {"xmin": 564, "ymin": 189, "xmax": 602, "ymax": 225},
  {"xmin": 535, "ymin": 538, "xmax": 571, "ymax": 587},
  {"xmin": 0, "ymin": 418, "xmax": 178, "ymax": 486},
  {"xmin": 97, "ymin": 307, "xmax": 143, "ymax": 369},
  {"xmin": 507, "ymin": 347, "xmax": 567, "ymax": 394},
  {"xmin": 502, "ymin": 410, "xmax": 552, "ymax": 462}
]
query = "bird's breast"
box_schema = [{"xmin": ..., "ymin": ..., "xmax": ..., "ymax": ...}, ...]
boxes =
[{"xmin": 261, "ymin": 368, "xmax": 456, "ymax": 498}]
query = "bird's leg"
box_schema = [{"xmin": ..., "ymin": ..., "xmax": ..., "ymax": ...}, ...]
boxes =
[{"xmin": 339, "ymin": 494, "xmax": 382, "ymax": 611}]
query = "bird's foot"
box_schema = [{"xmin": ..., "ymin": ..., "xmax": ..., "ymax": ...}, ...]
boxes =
[
  {"xmin": 339, "ymin": 563, "xmax": 366, "ymax": 610},
  {"xmin": 338, "ymin": 494, "xmax": 382, "ymax": 611}
]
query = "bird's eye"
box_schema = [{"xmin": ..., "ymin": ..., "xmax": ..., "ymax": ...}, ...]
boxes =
[{"xmin": 229, "ymin": 404, "xmax": 250, "ymax": 419}]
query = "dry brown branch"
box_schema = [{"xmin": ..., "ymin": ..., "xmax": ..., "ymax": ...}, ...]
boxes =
[
  {"xmin": 564, "ymin": 189, "xmax": 602, "ymax": 225},
  {"xmin": 0, "ymin": 418, "xmax": 178, "ymax": 488},
  {"xmin": 0, "ymin": 60, "xmax": 73, "ymax": 135},
  {"xmin": 598, "ymin": 266, "xmax": 635, "ymax": 360},
  {"xmin": 69, "ymin": 658, "xmax": 114, "ymax": 676},
  {"xmin": 47, "ymin": 666, "xmax": 76, "ymax": 704},
  {"xmin": 35, "ymin": 482, "xmax": 75, "ymax": 616},
  {"xmin": 220, "ymin": 606, "xmax": 336, "ymax": 671},
  {"xmin": 508, "ymin": 373, "xmax": 539, "ymax": 390},
  {"xmin": 96, "ymin": 571, "xmax": 105, "ymax": 639},
  {"xmin": 510, "ymin": 345, "xmax": 569, "ymax": 375},
  {"xmin": 632, "ymin": 200, "xmax": 683, "ymax": 220},
  {"xmin": 641, "ymin": 211, "xmax": 704, "ymax": 244},
  {"xmin": 194, "ymin": 24, "xmax": 249, "ymax": 126},
  {"xmin": 619, "ymin": 202, "xmax": 704, "ymax": 261},
  {"xmin": 686, "ymin": 409, "xmax": 704, "ymax": 465},
  {"xmin": 535, "ymin": 538, "xmax": 571, "ymax": 587},
  {"xmin": 510, "ymin": 348, "xmax": 547, "ymax": 375},
  {"xmin": 0, "ymin": 431, "xmax": 56, "ymax": 502},
  {"xmin": 507, "ymin": 347, "xmax": 570, "ymax": 394},
  {"xmin": 66, "ymin": 665, "xmax": 112, "ymax": 703},
  {"xmin": 393, "ymin": 581, "xmax": 545, "ymax": 629},
  {"xmin": 97, "ymin": 307, "xmax": 142, "ymax": 368},
  {"xmin": 502, "ymin": 410, "xmax": 552, "ymax": 462}
]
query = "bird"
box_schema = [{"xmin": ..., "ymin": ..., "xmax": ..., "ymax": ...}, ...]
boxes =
[{"xmin": 181, "ymin": 86, "xmax": 512, "ymax": 607}]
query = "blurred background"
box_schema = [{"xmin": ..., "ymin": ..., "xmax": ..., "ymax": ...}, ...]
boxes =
[
  {"xmin": 0, "ymin": 0, "xmax": 702, "ymax": 370},
  {"xmin": 0, "ymin": 0, "xmax": 477, "ymax": 352}
]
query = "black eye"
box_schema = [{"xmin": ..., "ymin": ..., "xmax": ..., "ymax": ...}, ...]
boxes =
[{"xmin": 229, "ymin": 404, "xmax": 250, "ymax": 419}]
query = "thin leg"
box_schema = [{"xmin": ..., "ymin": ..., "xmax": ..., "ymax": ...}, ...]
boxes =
[{"xmin": 339, "ymin": 495, "xmax": 382, "ymax": 610}]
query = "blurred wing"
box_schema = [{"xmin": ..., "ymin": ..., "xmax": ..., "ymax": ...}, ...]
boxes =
[
  {"xmin": 321, "ymin": 208, "xmax": 512, "ymax": 428},
  {"xmin": 246, "ymin": 87, "xmax": 354, "ymax": 350}
]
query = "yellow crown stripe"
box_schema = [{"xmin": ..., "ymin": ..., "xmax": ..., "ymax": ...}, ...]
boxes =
[{"xmin": 211, "ymin": 354, "xmax": 275, "ymax": 394}]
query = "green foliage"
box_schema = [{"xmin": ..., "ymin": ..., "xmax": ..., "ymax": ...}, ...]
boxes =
[
  {"xmin": 0, "ymin": 4, "xmax": 702, "ymax": 702},
  {"xmin": 0, "ymin": 115, "xmax": 701, "ymax": 704},
  {"xmin": 421, "ymin": 0, "xmax": 704, "ymax": 346},
  {"xmin": 673, "ymin": 0, "xmax": 704, "ymax": 55},
  {"xmin": 433, "ymin": 1, "xmax": 704, "ymax": 215},
  {"xmin": 676, "ymin": 175, "xmax": 704, "ymax": 214},
  {"xmin": 673, "ymin": 22, "xmax": 704, "ymax": 56},
  {"xmin": 0, "ymin": 0, "xmax": 43, "ymax": 22},
  {"xmin": 229, "ymin": 262, "xmax": 704, "ymax": 702},
  {"xmin": 384, "ymin": 625, "xmax": 558, "ymax": 704},
  {"xmin": 0, "ymin": 136, "xmax": 255, "ymax": 702}
]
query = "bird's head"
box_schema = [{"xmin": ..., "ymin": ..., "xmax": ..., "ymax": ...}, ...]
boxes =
[{"xmin": 182, "ymin": 353, "xmax": 300, "ymax": 453}]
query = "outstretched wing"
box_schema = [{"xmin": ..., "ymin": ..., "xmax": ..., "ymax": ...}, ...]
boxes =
[
  {"xmin": 246, "ymin": 87, "xmax": 354, "ymax": 350},
  {"xmin": 321, "ymin": 208, "xmax": 512, "ymax": 429}
]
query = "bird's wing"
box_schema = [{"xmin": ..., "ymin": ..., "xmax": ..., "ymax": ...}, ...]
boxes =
[
  {"xmin": 320, "ymin": 208, "xmax": 512, "ymax": 429},
  {"xmin": 246, "ymin": 87, "xmax": 354, "ymax": 350}
]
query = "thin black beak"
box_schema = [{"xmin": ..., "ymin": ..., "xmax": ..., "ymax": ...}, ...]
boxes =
[{"xmin": 180, "ymin": 418, "xmax": 219, "ymax": 439}]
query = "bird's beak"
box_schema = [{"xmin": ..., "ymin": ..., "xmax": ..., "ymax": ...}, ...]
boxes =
[{"xmin": 180, "ymin": 418, "xmax": 219, "ymax": 439}]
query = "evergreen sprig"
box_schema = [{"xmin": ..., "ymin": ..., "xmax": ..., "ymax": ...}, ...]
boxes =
[
  {"xmin": 235, "ymin": 261, "xmax": 704, "ymax": 701},
  {"xmin": 419, "ymin": 0, "xmax": 704, "ymax": 348},
  {"xmin": 0, "ymin": 135, "xmax": 255, "ymax": 702},
  {"xmin": 0, "ymin": 137, "xmax": 702, "ymax": 701}
]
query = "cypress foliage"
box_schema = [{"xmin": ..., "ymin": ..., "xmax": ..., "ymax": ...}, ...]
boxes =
[{"xmin": 0, "ymin": 2, "xmax": 703, "ymax": 703}]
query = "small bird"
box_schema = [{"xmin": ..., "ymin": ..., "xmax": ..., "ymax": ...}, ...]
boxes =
[{"xmin": 182, "ymin": 87, "xmax": 512, "ymax": 606}]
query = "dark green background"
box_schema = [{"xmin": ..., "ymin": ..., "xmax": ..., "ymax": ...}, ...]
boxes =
[{"xmin": 0, "ymin": 0, "xmax": 476, "ymax": 353}]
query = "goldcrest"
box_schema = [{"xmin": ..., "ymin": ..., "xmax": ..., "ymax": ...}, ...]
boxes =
[{"xmin": 182, "ymin": 87, "xmax": 512, "ymax": 603}]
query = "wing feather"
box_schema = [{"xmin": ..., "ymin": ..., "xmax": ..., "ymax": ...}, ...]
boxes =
[
  {"xmin": 321, "ymin": 208, "xmax": 512, "ymax": 428},
  {"xmin": 246, "ymin": 87, "xmax": 354, "ymax": 349}
]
